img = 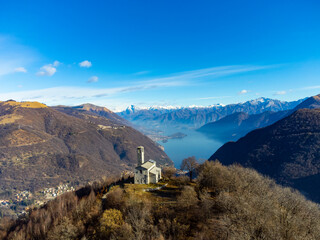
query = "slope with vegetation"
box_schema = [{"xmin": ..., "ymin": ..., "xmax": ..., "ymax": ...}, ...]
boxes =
[
  {"xmin": 198, "ymin": 110, "xmax": 288, "ymax": 141},
  {"xmin": 1, "ymin": 161, "xmax": 320, "ymax": 240},
  {"xmin": 0, "ymin": 100, "xmax": 171, "ymax": 197},
  {"xmin": 210, "ymin": 107, "xmax": 320, "ymax": 202},
  {"xmin": 69, "ymin": 103, "xmax": 130, "ymax": 126}
]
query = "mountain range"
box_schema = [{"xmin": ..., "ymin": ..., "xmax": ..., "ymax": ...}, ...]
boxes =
[
  {"xmin": 199, "ymin": 95, "xmax": 319, "ymax": 141},
  {"xmin": 0, "ymin": 101, "xmax": 172, "ymax": 195},
  {"xmin": 118, "ymin": 97, "xmax": 305, "ymax": 128},
  {"xmin": 198, "ymin": 110, "xmax": 289, "ymax": 141},
  {"xmin": 210, "ymin": 94, "xmax": 320, "ymax": 202}
]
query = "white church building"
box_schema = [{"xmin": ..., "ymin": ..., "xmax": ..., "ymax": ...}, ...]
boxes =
[{"xmin": 134, "ymin": 146, "xmax": 162, "ymax": 184}]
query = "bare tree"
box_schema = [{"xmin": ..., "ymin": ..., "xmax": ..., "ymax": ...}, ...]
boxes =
[
  {"xmin": 177, "ymin": 186, "xmax": 198, "ymax": 209},
  {"xmin": 180, "ymin": 156, "xmax": 199, "ymax": 181},
  {"xmin": 162, "ymin": 167, "xmax": 176, "ymax": 180}
]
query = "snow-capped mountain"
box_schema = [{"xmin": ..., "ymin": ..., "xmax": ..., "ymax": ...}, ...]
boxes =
[{"xmin": 117, "ymin": 97, "xmax": 305, "ymax": 128}]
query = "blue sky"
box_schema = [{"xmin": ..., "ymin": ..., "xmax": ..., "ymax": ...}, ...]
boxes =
[{"xmin": 0, "ymin": 0, "xmax": 320, "ymax": 111}]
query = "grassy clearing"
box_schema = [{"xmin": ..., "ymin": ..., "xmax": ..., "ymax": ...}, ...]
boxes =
[
  {"xmin": 2, "ymin": 101, "xmax": 48, "ymax": 109},
  {"xmin": 120, "ymin": 180, "xmax": 187, "ymax": 205},
  {"xmin": 0, "ymin": 114, "xmax": 23, "ymax": 125}
]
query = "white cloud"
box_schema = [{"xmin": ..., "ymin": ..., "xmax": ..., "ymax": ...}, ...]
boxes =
[
  {"xmin": 79, "ymin": 60, "xmax": 92, "ymax": 68},
  {"xmin": 53, "ymin": 60, "xmax": 61, "ymax": 67},
  {"xmin": 239, "ymin": 89, "xmax": 249, "ymax": 94},
  {"xmin": 302, "ymin": 85, "xmax": 320, "ymax": 90},
  {"xmin": 0, "ymin": 64, "xmax": 276, "ymax": 110},
  {"xmin": 14, "ymin": 67, "xmax": 27, "ymax": 73},
  {"xmin": 274, "ymin": 91, "xmax": 286, "ymax": 95},
  {"xmin": 37, "ymin": 64, "xmax": 57, "ymax": 76},
  {"xmin": 87, "ymin": 76, "xmax": 98, "ymax": 83},
  {"xmin": 0, "ymin": 79, "xmax": 184, "ymax": 107},
  {"xmin": 136, "ymin": 65, "xmax": 275, "ymax": 86}
]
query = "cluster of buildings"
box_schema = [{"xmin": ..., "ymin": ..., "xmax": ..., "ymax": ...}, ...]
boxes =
[
  {"xmin": 41, "ymin": 184, "xmax": 75, "ymax": 199},
  {"xmin": 0, "ymin": 146, "xmax": 162, "ymax": 219},
  {"xmin": 0, "ymin": 183, "xmax": 76, "ymax": 218},
  {"xmin": 0, "ymin": 199, "xmax": 10, "ymax": 207},
  {"xmin": 0, "ymin": 191, "xmax": 32, "ymax": 208},
  {"xmin": 98, "ymin": 125, "xmax": 126, "ymax": 130},
  {"xmin": 15, "ymin": 190, "xmax": 32, "ymax": 202}
]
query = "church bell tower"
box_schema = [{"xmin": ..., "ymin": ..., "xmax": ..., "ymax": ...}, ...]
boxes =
[{"xmin": 137, "ymin": 146, "xmax": 145, "ymax": 166}]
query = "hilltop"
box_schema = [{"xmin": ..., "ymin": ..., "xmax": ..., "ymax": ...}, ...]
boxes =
[
  {"xmin": 1, "ymin": 161, "xmax": 320, "ymax": 239},
  {"xmin": 0, "ymin": 100, "xmax": 48, "ymax": 109},
  {"xmin": 0, "ymin": 100, "xmax": 172, "ymax": 196},
  {"xmin": 292, "ymin": 94, "xmax": 320, "ymax": 110},
  {"xmin": 70, "ymin": 103, "xmax": 129, "ymax": 126}
]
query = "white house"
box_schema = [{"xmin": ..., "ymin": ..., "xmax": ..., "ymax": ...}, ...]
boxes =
[{"xmin": 134, "ymin": 146, "xmax": 162, "ymax": 184}]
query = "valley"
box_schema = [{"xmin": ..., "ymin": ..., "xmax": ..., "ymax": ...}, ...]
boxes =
[
  {"xmin": 2, "ymin": 2, "xmax": 319, "ymax": 238},
  {"xmin": 117, "ymin": 97, "xmax": 306, "ymax": 167},
  {"xmin": 1, "ymin": 95, "xmax": 320, "ymax": 239}
]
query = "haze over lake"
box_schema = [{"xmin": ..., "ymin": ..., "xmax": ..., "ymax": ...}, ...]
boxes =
[{"xmin": 157, "ymin": 129, "xmax": 224, "ymax": 167}]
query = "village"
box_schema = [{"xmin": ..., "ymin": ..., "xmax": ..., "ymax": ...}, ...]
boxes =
[
  {"xmin": 0, "ymin": 183, "xmax": 75, "ymax": 218},
  {"xmin": 0, "ymin": 146, "xmax": 178, "ymax": 219}
]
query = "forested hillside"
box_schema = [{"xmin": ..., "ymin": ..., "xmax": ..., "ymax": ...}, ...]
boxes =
[
  {"xmin": 210, "ymin": 108, "xmax": 320, "ymax": 202},
  {"xmin": 1, "ymin": 161, "xmax": 319, "ymax": 240}
]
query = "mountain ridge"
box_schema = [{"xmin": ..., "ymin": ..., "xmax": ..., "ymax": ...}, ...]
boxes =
[
  {"xmin": 0, "ymin": 100, "xmax": 172, "ymax": 195},
  {"xmin": 198, "ymin": 95, "xmax": 318, "ymax": 141},
  {"xmin": 209, "ymin": 105, "xmax": 320, "ymax": 202},
  {"xmin": 118, "ymin": 97, "xmax": 305, "ymax": 128}
]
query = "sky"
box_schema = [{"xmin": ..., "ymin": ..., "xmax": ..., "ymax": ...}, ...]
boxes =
[{"xmin": 0, "ymin": 0, "xmax": 320, "ymax": 111}]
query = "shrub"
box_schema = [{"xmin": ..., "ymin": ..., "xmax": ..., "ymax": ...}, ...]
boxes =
[
  {"xmin": 162, "ymin": 167, "xmax": 176, "ymax": 180},
  {"xmin": 172, "ymin": 175, "xmax": 189, "ymax": 188},
  {"xmin": 100, "ymin": 209, "xmax": 124, "ymax": 237},
  {"xmin": 177, "ymin": 186, "xmax": 198, "ymax": 209}
]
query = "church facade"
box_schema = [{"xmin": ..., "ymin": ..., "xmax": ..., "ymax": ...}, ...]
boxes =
[{"xmin": 134, "ymin": 146, "xmax": 162, "ymax": 184}]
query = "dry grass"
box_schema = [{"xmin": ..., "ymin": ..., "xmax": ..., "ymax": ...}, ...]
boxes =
[
  {"xmin": 121, "ymin": 181, "xmax": 182, "ymax": 206},
  {"xmin": 2, "ymin": 101, "xmax": 48, "ymax": 109},
  {"xmin": 5, "ymin": 129, "xmax": 45, "ymax": 146},
  {"xmin": 0, "ymin": 114, "xmax": 23, "ymax": 125}
]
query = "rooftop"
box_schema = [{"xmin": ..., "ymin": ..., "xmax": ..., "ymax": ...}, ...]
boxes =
[{"xmin": 137, "ymin": 160, "xmax": 156, "ymax": 170}]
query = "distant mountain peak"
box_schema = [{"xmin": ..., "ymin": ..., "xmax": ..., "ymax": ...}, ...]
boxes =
[
  {"xmin": 293, "ymin": 94, "xmax": 320, "ymax": 110},
  {"xmin": 255, "ymin": 97, "xmax": 268, "ymax": 102},
  {"xmin": 76, "ymin": 103, "xmax": 113, "ymax": 113},
  {"xmin": 124, "ymin": 103, "xmax": 228, "ymax": 112},
  {"xmin": 124, "ymin": 105, "xmax": 181, "ymax": 113},
  {"xmin": 118, "ymin": 97, "xmax": 306, "ymax": 128},
  {"xmin": 246, "ymin": 97, "xmax": 275, "ymax": 105},
  {"xmin": 123, "ymin": 97, "xmax": 291, "ymax": 113}
]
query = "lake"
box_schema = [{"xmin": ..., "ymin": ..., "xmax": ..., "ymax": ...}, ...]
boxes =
[{"xmin": 157, "ymin": 129, "xmax": 225, "ymax": 168}]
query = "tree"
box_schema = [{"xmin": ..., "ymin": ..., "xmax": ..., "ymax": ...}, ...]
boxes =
[
  {"xmin": 100, "ymin": 209, "xmax": 124, "ymax": 237},
  {"xmin": 177, "ymin": 186, "xmax": 198, "ymax": 209},
  {"xmin": 180, "ymin": 156, "xmax": 199, "ymax": 181},
  {"xmin": 162, "ymin": 167, "xmax": 176, "ymax": 180}
]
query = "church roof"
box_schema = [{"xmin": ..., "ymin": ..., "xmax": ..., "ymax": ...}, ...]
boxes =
[
  {"xmin": 136, "ymin": 160, "xmax": 156, "ymax": 170},
  {"xmin": 150, "ymin": 166, "xmax": 161, "ymax": 175}
]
